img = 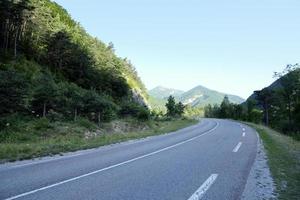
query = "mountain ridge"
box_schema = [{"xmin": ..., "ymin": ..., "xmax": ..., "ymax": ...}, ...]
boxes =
[{"xmin": 149, "ymin": 85, "xmax": 244, "ymax": 110}]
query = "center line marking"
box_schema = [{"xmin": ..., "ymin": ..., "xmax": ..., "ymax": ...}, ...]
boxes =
[
  {"xmin": 187, "ymin": 174, "xmax": 218, "ymax": 200},
  {"xmin": 242, "ymin": 132, "xmax": 246, "ymax": 137},
  {"xmin": 242, "ymin": 128, "xmax": 245, "ymax": 131},
  {"xmin": 4, "ymin": 122, "xmax": 219, "ymax": 200},
  {"xmin": 233, "ymin": 142, "xmax": 242, "ymax": 152}
]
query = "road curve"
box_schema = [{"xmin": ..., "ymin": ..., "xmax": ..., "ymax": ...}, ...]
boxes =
[{"xmin": 0, "ymin": 119, "xmax": 258, "ymax": 200}]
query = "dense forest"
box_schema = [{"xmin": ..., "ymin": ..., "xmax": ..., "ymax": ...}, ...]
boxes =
[
  {"xmin": 205, "ymin": 64, "xmax": 300, "ymax": 140},
  {"xmin": 0, "ymin": 0, "xmax": 151, "ymax": 130}
]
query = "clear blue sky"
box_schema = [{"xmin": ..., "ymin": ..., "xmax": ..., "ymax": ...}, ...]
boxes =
[{"xmin": 54, "ymin": 0, "xmax": 299, "ymax": 99}]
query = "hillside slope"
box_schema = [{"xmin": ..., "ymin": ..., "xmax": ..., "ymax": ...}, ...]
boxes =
[
  {"xmin": 0, "ymin": 0, "xmax": 149, "ymax": 123},
  {"xmin": 149, "ymin": 86, "xmax": 184, "ymax": 99},
  {"xmin": 179, "ymin": 85, "xmax": 244, "ymax": 107}
]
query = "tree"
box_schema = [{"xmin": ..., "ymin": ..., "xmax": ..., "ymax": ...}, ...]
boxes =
[
  {"xmin": 83, "ymin": 90, "xmax": 118, "ymax": 125},
  {"xmin": 232, "ymin": 104, "xmax": 243, "ymax": 120},
  {"xmin": 56, "ymin": 82, "xmax": 85, "ymax": 121},
  {"xmin": 166, "ymin": 95, "xmax": 176, "ymax": 117},
  {"xmin": 274, "ymin": 64, "xmax": 300, "ymax": 128},
  {"xmin": 219, "ymin": 96, "xmax": 230, "ymax": 118},
  {"xmin": 175, "ymin": 102, "xmax": 185, "ymax": 117},
  {"xmin": 247, "ymin": 99, "xmax": 255, "ymax": 121},
  {"xmin": 31, "ymin": 72, "xmax": 58, "ymax": 117},
  {"xmin": 0, "ymin": 0, "xmax": 34, "ymax": 57},
  {"xmin": 0, "ymin": 69, "xmax": 29, "ymax": 115},
  {"xmin": 204, "ymin": 104, "xmax": 213, "ymax": 117},
  {"xmin": 255, "ymin": 88, "xmax": 273, "ymax": 126},
  {"xmin": 249, "ymin": 109, "xmax": 263, "ymax": 123}
]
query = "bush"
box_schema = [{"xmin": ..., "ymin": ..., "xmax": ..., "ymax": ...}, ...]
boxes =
[
  {"xmin": 119, "ymin": 102, "xmax": 141, "ymax": 117},
  {"xmin": 249, "ymin": 109, "xmax": 263, "ymax": 123},
  {"xmin": 119, "ymin": 101, "xmax": 150, "ymax": 121},
  {"xmin": 33, "ymin": 118, "xmax": 52, "ymax": 131},
  {"xmin": 75, "ymin": 117, "xmax": 97, "ymax": 130},
  {"xmin": 83, "ymin": 90, "xmax": 118, "ymax": 122},
  {"xmin": 137, "ymin": 108, "xmax": 150, "ymax": 121}
]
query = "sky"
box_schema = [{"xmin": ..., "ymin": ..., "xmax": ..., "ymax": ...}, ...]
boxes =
[{"xmin": 54, "ymin": 0, "xmax": 300, "ymax": 99}]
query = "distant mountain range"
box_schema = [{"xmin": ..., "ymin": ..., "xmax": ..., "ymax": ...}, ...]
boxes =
[
  {"xmin": 148, "ymin": 85, "xmax": 245, "ymax": 110},
  {"xmin": 149, "ymin": 86, "xmax": 184, "ymax": 99}
]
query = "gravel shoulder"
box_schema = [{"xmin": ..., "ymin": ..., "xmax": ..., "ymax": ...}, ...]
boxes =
[{"xmin": 242, "ymin": 132, "xmax": 277, "ymax": 200}]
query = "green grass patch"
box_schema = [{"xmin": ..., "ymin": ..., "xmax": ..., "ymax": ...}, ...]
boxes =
[
  {"xmin": 246, "ymin": 123, "xmax": 300, "ymax": 200},
  {"xmin": 0, "ymin": 117, "xmax": 197, "ymax": 162}
]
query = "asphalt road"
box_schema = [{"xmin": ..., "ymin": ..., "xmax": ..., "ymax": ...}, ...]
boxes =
[{"xmin": 0, "ymin": 119, "xmax": 258, "ymax": 200}]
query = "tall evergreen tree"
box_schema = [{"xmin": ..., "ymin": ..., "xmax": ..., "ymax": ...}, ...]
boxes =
[{"xmin": 166, "ymin": 95, "xmax": 176, "ymax": 117}]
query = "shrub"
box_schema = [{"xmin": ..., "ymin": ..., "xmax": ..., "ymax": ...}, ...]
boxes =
[
  {"xmin": 137, "ymin": 108, "xmax": 150, "ymax": 121},
  {"xmin": 119, "ymin": 101, "xmax": 150, "ymax": 120},
  {"xmin": 33, "ymin": 118, "xmax": 52, "ymax": 131},
  {"xmin": 75, "ymin": 117, "xmax": 97, "ymax": 130}
]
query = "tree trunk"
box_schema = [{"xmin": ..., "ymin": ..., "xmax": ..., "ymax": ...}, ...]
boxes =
[
  {"xmin": 265, "ymin": 106, "xmax": 269, "ymax": 126},
  {"xmin": 59, "ymin": 59, "xmax": 62, "ymax": 70},
  {"xmin": 43, "ymin": 102, "xmax": 46, "ymax": 117},
  {"xmin": 97, "ymin": 112, "xmax": 101, "ymax": 127},
  {"xmin": 4, "ymin": 19, "xmax": 9, "ymax": 51},
  {"xmin": 74, "ymin": 108, "xmax": 77, "ymax": 121},
  {"xmin": 14, "ymin": 27, "xmax": 18, "ymax": 58},
  {"xmin": 5, "ymin": 22, "xmax": 10, "ymax": 52},
  {"xmin": 288, "ymin": 101, "xmax": 292, "ymax": 127},
  {"xmin": 264, "ymin": 101, "xmax": 269, "ymax": 126}
]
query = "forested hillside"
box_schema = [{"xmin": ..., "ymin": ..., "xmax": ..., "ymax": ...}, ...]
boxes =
[
  {"xmin": 0, "ymin": 0, "xmax": 199, "ymax": 161},
  {"xmin": 205, "ymin": 64, "xmax": 300, "ymax": 140},
  {"xmin": 0, "ymin": 0, "xmax": 149, "ymax": 125}
]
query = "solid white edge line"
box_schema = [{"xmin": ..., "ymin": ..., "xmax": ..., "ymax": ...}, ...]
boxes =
[
  {"xmin": 233, "ymin": 142, "xmax": 242, "ymax": 153},
  {"xmin": 187, "ymin": 174, "xmax": 218, "ymax": 200},
  {"xmin": 242, "ymin": 132, "xmax": 246, "ymax": 137},
  {"xmin": 7, "ymin": 120, "xmax": 210, "ymax": 169},
  {"xmin": 4, "ymin": 122, "xmax": 219, "ymax": 200}
]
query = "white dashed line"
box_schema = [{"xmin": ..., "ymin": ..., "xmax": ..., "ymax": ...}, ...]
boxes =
[
  {"xmin": 233, "ymin": 142, "xmax": 242, "ymax": 153},
  {"xmin": 187, "ymin": 174, "xmax": 218, "ymax": 200},
  {"xmin": 242, "ymin": 132, "xmax": 246, "ymax": 137}
]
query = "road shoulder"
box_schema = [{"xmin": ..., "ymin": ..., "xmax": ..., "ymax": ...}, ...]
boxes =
[{"xmin": 241, "ymin": 129, "xmax": 276, "ymax": 200}]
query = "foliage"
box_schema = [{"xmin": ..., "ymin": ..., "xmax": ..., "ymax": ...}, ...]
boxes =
[
  {"xmin": 166, "ymin": 96, "xmax": 176, "ymax": 116},
  {"xmin": 0, "ymin": 69, "xmax": 29, "ymax": 116},
  {"xmin": 205, "ymin": 64, "xmax": 300, "ymax": 139},
  {"xmin": 165, "ymin": 95, "xmax": 186, "ymax": 117},
  {"xmin": 0, "ymin": 0, "xmax": 151, "ymax": 129},
  {"xmin": 119, "ymin": 101, "xmax": 150, "ymax": 121},
  {"xmin": 184, "ymin": 105, "xmax": 204, "ymax": 118}
]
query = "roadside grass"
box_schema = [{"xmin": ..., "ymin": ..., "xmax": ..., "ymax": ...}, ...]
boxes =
[
  {"xmin": 246, "ymin": 123, "xmax": 300, "ymax": 200},
  {"xmin": 0, "ymin": 117, "xmax": 197, "ymax": 162}
]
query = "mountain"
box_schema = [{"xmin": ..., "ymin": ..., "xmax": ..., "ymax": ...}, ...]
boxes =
[
  {"xmin": 148, "ymin": 85, "xmax": 244, "ymax": 110},
  {"xmin": 149, "ymin": 86, "xmax": 184, "ymax": 99},
  {"xmin": 245, "ymin": 77, "xmax": 283, "ymax": 104},
  {"xmin": 180, "ymin": 85, "xmax": 244, "ymax": 107},
  {"xmin": 148, "ymin": 86, "xmax": 184, "ymax": 111}
]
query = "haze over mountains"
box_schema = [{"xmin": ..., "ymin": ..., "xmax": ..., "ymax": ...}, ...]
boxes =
[{"xmin": 149, "ymin": 85, "xmax": 245, "ymax": 110}]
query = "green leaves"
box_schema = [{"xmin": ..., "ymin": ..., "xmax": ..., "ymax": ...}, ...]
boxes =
[
  {"xmin": 0, "ymin": 69, "xmax": 29, "ymax": 115},
  {"xmin": 165, "ymin": 96, "xmax": 185, "ymax": 117}
]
